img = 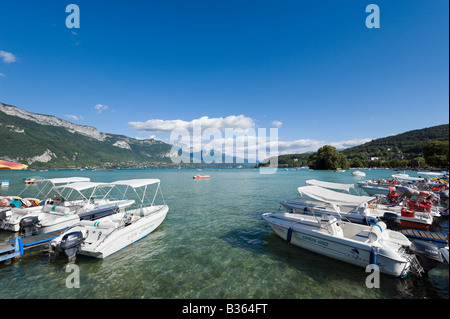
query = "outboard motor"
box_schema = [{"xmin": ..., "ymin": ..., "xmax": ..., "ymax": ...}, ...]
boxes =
[
  {"xmin": 59, "ymin": 231, "xmax": 85, "ymax": 262},
  {"xmin": 19, "ymin": 216, "xmax": 40, "ymax": 236},
  {"xmin": 0, "ymin": 211, "xmax": 6, "ymax": 228},
  {"xmin": 381, "ymin": 212, "xmax": 399, "ymax": 228},
  {"xmin": 409, "ymin": 240, "xmax": 444, "ymax": 274}
]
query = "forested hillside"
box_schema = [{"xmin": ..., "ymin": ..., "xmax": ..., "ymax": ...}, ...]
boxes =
[{"xmin": 259, "ymin": 124, "xmax": 449, "ymax": 169}]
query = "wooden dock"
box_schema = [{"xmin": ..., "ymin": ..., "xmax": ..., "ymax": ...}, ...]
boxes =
[
  {"xmin": 0, "ymin": 228, "xmax": 67, "ymax": 263},
  {"xmin": 397, "ymin": 229, "xmax": 448, "ymax": 244}
]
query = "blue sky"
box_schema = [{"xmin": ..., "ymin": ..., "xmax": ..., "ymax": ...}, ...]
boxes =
[{"xmin": 0, "ymin": 0, "xmax": 448, "ymax": 154}]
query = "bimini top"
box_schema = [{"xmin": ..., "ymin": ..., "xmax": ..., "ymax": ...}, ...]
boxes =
[
  {"xmin": 392, "ymin": 174, "xmax": 424, "ymax": 182},
  {"xmin": 298, "ymin": 185, "xmax": 375, "ymax": 207},
  {"xmin": 54, "ymin": 181, "xmax": 113, "ymax": 191},
  {"xmin": 111, "ymin": 179, "xmax": 160, "ymax": 188},
  {"xmin": 305, "ymin": 179, "xmax": 356, "ymax": 193},
  {"xmin": 45, "ymin": 177, "xmax": 91, "ymax": 185}
]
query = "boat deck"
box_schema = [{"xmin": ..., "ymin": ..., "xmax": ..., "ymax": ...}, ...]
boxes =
[{"xmin": 397, "ymin": 229, "xmax": 447, "ymax": 244}]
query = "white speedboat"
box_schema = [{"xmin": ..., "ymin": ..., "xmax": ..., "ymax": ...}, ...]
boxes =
[
  {"xmin": 352, "ymin": 170, "xmax": 366, "ymax": 177},
  {"xmin": 392, "ymin": 173, "xmax": 425, "ymax": 182},
  {"xmin": 0, "ymin": 177, "xmax": 91, "ymax": 232},
  {"xmin": 2, "ymin": 181, "xmax": 134, "ymax": 234},
  {"xmin": 51, "ymin": 179, "xmax": 168, "ymax": 261},
  {"xmin": 280, "ymin": 185, "xmax": 435, "ymax": 230},
  {"xmin": 34, "ymin": 181, "xmax": 135, "ymax": 234},
  {"xmin": 262, "ymin": 212, "xmax": 444, "ymax": 277}
]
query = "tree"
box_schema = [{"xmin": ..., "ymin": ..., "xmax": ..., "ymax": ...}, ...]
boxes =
[
  {"xmin": 423, "ymin": 141, "xmax": 449, "ymax": 168},
  {"xmin": 308, "ymin": 145, "xmax": 349, "ymax": 170}
]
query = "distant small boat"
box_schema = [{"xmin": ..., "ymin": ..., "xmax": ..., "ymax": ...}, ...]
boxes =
[
  {"xmin": 193, "ymin": 175, "xmax": 210, "ymax": 180},
  {"xmin": 23, "ymin": 176, "xmax": 44, "ymax": 184},
  {"xmin": 352, "ymin": 171, "xmax": 366, "ymax": 177},
  {"xmin": 0, "ymin": 180, "xmax": 9, "ymax": 187},
  {"xmin": 335, "ymin": 169, "xmax": 345, "ymax": 172}
]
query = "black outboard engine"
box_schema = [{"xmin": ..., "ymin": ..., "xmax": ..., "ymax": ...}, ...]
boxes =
[
  {"xmin": 19, "ymin": 216, "xmax": 40, "ymax": 236},
  {"xmin": 0, "ymin": 211, "xmax": 6, "ymax": 228},
  {"xmin": 59, "ymin": 231, "xmax": 85, "ymax": 262},
  {"xmin": 409, "ymin": 240, "xmax": 444, "ymax": 274},
  {"xmin": 381, "ymin": 212, "xmax": 399, "ymax": 228}
]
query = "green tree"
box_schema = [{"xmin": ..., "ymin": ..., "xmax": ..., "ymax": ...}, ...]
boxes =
[
  {"xmin": 423, "ymin": 141, "xmax": 449, "ymax": 168},
  {"xmin": 308, "ymin": 145, "xmax": 349, "ymax": 170}
]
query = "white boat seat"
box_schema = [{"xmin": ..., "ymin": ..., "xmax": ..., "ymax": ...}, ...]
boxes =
[
  {"xmin": 351, "ymin": 230, "xmax": 371, "ymax": 243},
  {"xmin": 43, "ymin": 205, "xmax": 79, "ymax": 214}
]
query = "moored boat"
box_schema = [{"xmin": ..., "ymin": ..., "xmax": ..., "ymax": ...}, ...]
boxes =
[
  {"xmin": 352, "ymin": 170, "xmax": 366, "ymax": 177},
  {"xmin": 280, "ymin": 184, "xmax": 435, "ymax": 230},
  {"xmin": 1, "ymin": 180, "xmax": 134, "ymax": 233},
  {"xmin": 262, "ymin": 211, "xmax": 444, "ymax": 277},
  {"xmin": 193, "ymin": 175, "xmax": 210, "ymax": 180},
  {"xmin": 51, "ymin": 178, "xmax": 168, "ymax": 261}
]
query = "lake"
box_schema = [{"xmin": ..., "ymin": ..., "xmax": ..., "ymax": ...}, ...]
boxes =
[{"xmin": 0, "ymin": 168, "xmax": 448, "ymax": 300}]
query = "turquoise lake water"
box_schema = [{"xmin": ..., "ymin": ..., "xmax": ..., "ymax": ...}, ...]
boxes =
[{"xmin": 0, "ymin": 168, "xmax": 448, "ymax": 299}]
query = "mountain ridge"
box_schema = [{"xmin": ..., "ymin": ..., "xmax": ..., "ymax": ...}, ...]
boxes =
[{"xmin": 0, "ymin": 102, "xmax": 175, "ymax": 168}]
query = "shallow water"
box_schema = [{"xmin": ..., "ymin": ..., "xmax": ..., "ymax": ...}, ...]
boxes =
[{"xmin": 0, "ymin": 168, "xmax": 448, "ymax": 299}]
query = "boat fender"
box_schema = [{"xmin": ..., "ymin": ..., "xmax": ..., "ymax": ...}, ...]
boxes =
[
  {"xmin": 369, "ymin": 247, "xmax": 378, "ymax": 265},
  {"xmin": 368, "ymin": 221, "xmax": 387, "ymax": 243},
  {"xmin": 286, "ymin": 227, "xmax": 293, "ymax": 243}
]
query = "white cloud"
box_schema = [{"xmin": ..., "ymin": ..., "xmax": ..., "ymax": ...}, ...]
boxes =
[
  {"xmin": 271, "ymin": 120, "xmax": 283, "ymax": 128},
  {"xmin": 0, "ymin": 51, "xmax": 17, "ymax": 64},
  {"xmin": 275, "ymin": 138, "xmax": 373, "ymax": 155},
  {"xmin": 64, "ymin": 114, "xmax": 84, "ymax": 121},
  {"xmin": 94, "ymin": 104, "xmax": 109, "ymax": 114},
  {"xmin": 129, "ymin": 115, "xmax": 256, "ymax": 133},
  {"xmin": 0, "ymin": 73, "xmax": 5, "ymax": 77},
  {"xmin": 130, "ymin": 114, "xmax": 371, "ymax": 163}
]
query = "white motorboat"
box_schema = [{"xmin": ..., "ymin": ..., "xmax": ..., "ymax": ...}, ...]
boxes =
[
  {"xmin": 0, "ymin": 180, "xmax": 9, "ymax": 187},
  {"xmin": 2, "ymin": 181, "xmax": 134, "ymax": 234},
  {"xmin": 280, "ymin": 185, "xmax": 435, "ymax": 230},
  {"xmin": 352, "ymin": 170, "xmax": 366, "ymax": 177},
  {"xmin": 262, "ymin": 211, "xmax": 444, "ymax": 278},
  {"xmin": 392, "ymin": 173, "xmax": 424, "ymax": 182},
  {"xmin": 0, "ymin": 177, "xmax": 91, "ymax": 232},
  {"xmin": 51, "ymin": 178, "xmax": 168, "ymax": 261}
]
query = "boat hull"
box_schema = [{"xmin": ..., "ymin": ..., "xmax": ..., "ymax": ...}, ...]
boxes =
[
  {"xmin": 263, "ymin": 213, "xmax": 411, "ymax": 278},
  {"xmin": 78, "ymin": 205, "xmax": 168, "ymax": 259}
]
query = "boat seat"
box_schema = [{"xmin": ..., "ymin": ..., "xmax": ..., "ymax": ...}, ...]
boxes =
[{"xmin": 351, "ymin": 230, "xmax": 370, "ymax": 243}]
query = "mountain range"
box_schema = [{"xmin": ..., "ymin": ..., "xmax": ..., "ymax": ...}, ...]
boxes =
[
  {"xmin": 1, "ymin": 102, "xmax": 448, "ymax": 169},
  {"xmin": 0, "ymin": 102, "xmax": 175, "ymax": 169}
]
